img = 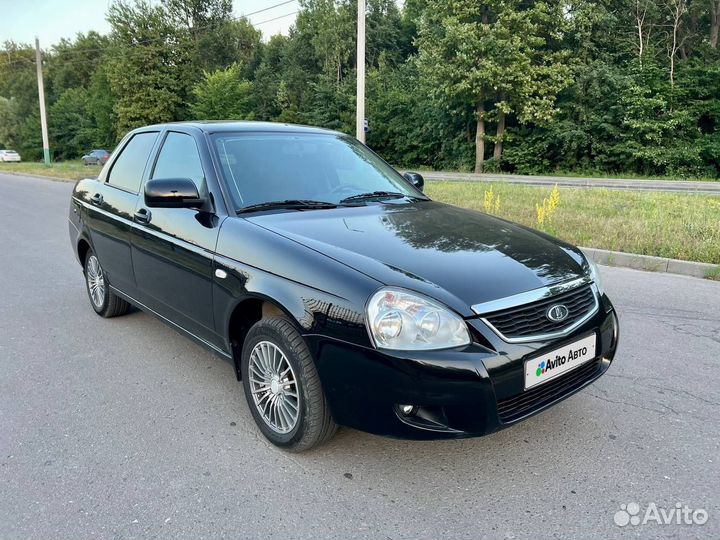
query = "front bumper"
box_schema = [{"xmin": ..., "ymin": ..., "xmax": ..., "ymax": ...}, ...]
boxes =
[{"xmin": 306, "ymin": 295, "xmax": 619, "ymax": 440}]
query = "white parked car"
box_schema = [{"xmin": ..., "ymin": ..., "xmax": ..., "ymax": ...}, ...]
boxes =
[{"xmin": 0, "ymin": 150, "xmax": 21, "ymax": 162}]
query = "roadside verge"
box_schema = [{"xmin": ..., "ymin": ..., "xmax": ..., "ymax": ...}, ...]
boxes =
[{"xmin": 581, "ymin": 247, "xmax": 719, "ymax": 281}]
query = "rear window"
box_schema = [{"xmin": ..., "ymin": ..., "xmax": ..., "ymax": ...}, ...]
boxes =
[{"xmin": 107, "ymin": 132, "xmax": 159, "ymax": 193}]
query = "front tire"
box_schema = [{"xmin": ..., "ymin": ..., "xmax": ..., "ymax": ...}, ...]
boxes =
[
  {"xmin": 241, "ymin": 317, "xmax": 337, "ymax": 452},
  {"xmin": 84, "ymin": 249, "xmax": 130, "ymax": 318}
]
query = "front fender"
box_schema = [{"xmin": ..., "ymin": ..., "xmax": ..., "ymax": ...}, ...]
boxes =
[{"xmin": 213, "ymin": 217, "xmax": 381, "ymax": 350}]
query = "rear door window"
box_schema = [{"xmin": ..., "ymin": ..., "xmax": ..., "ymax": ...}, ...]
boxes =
[{"xmin": 107, "ymin": 132, "xmax": 159, "ymax": 193}]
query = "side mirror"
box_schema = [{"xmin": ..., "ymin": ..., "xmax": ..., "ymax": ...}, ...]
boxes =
[
  {"xmin": 403, "ymin": 171, "xmax": 425, "ymax": 192},
  {"xmin": 145, "ymin": 178, "xmax": 204, "ymax": 208}
]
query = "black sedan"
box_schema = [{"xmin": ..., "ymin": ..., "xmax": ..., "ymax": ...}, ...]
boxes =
[{"xmin": 68, "ymin": 121, "xmax": 619, "ymax": 451}]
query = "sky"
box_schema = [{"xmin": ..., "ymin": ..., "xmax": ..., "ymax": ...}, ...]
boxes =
[{"xmin": 0, "ymin": 0, "xmax": 299, "ymax": 47}]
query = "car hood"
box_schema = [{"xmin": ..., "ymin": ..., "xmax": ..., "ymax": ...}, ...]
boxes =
[{"xmin": 245, "ymin": 201, "xmax": 587, "ymax": 317}]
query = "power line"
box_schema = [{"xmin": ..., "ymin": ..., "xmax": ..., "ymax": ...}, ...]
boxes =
[
  {"xmin": 0, "ymin": 0, "xmax": 299, "ymax": 68},
  {"xmin": 253, "ymin": 10, "xmax": 299, "ymax": 26},
  {"xmin": 242, "ymin": 0, "xmax": 296, "ymax": 18}
]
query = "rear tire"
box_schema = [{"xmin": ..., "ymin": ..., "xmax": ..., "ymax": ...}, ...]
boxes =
[
  {"xmin": 241, "ymin": 317, "xmax": 337, "ymax": 452},
  {"xmin": 84, "ymin": 249, "xmax": 130, "ymax": 318}
]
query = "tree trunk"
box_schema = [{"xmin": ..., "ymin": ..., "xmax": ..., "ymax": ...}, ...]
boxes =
[
  {"xmin": 635, "ymin": 0, "xmax": 647, "ymax": 69},
  {"xmin": 711, "ymin": 0, "xmax": 720, "ymax": 48},
  {"xmin": 474, "ymin": 101, "xmax": 486, "ymax": 174},
  {"xmin": 668, "ymin": 0, "xmax": 686, "ymax": 89},
  {"xmin": 493, "ymin": 109, "xmax": 506, "ymax": 161}
]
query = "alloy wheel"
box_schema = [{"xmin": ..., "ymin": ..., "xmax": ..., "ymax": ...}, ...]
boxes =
[
  {"xmin": 247, "ymin": 341, "xmax": 300, "ymax": 434},
  {"xmin": 86, "ymin": 254, "xmax": 106, "ymax": 308}
]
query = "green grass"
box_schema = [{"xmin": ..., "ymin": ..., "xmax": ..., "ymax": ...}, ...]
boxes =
[
  {"xmin": 0, "ymin": 161, "xmax": 99, "ymax": 181},
  {"xmin": 705, "ymin": 266, "xmax": 720, "ymax": 281},
  {"xmin": 426, "ymin": 181, "xmax": 720, "ymax": 266}
]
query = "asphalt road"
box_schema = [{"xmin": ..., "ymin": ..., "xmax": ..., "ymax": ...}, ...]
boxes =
[
  {"xmin": 1, "ymin": 173, "xmax": 718, "ymax": 540},
  {"xmin": 418, "ymin": 170, "xmax": 720, "ymax": 195}
]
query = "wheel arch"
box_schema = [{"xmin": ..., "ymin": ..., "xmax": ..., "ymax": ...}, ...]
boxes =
[
  {"xmin": 77, "ymin": 237, "xmax": 91, "ymax": 267},
  {"xmin": 226, "ymin": 293, "xmax": 304, "ymax": 381}
]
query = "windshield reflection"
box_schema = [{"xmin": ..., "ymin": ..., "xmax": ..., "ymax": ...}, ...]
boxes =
[{"xmin": 212, "ymin": 133, "xmax": 423, "ymax": 209}]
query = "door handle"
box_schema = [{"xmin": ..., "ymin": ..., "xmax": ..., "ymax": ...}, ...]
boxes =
[
  {"xmin": 134, "ymin": 208, "xmax": 152, "ymax": 224},
  {"xmin": 90, "ymin": 193, "xmax": 103, "ymax": 205}
]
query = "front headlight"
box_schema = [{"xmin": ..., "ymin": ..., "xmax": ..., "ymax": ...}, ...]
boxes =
[
  {"xmin": 366, "ymin": 288, "xmax": 471, "ymax": 350},
  {"xmin": 586, "ymin": 256, "xmax": 604, "ymax": 294}
]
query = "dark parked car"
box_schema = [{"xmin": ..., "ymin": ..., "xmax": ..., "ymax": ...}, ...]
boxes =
[
  {"xmin": 81, "ymin": 149, "xmax": 110, "ymax": 166},
  {"xmin": 68, "ymin": 122, "xmax": 619, "ymax": 451}
]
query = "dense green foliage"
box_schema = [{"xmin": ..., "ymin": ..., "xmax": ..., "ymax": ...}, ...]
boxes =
[{"xmin": 1, "ymin": 0, "xmax": 719, "ymax": 177}]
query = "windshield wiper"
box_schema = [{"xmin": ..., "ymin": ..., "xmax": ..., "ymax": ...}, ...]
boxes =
[
  {"xmin": 237, "ymin": 199, "xmax": 340, "ymax": 214},
  {"xmin": 340, "ymin": 191, "xmax": 411, "ymax": 203}
]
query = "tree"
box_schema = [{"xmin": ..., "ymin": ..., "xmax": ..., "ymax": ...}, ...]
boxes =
[
  {"xmin": 48, "ymin": 88, "xmax": 95, "ymax": 159},
  {"xmin": 0, "ymin": 41, "xmax": 44, "ymax": 158},
  {"xmin": 366, "ymin": 60, "xmax": 440, "ymax": 167},
  {"xmin": 417, "ymin": 0, "xmax": 572, "ymax": 172},
  {"xmin": 163, "ymin": 0, "xmax": 261, "ymax": 76},
  {"xmin": 0, "ymin": 97, "xmax": 21, "ymax": 150},
  {"xmin": 252, "ymin": 34, "xmax": 290, "ymax": 120},
  {"xmin": 631, "ymin": 0, "xmax": 659, "ymax": 70},
  {"xmin": 47, "ymin": 32, "xmax": 111, "ymax": 101},
  {"xmin": 0, "ymin": 41, "xmax": 38, "ymax": 120},
  {"xmin": 106, "ymin": 0, "xmax": 189, "ymax": 134},
  {"xmin": 298, "ymin": 0, "xmax": 355, "ymax": 86},
  {"xmin": 190, "ymin": 63, "xmax": 253, "ymax": 119},
  {"xmin": 366, "ymin": 0, "xmax": 405, "ymax": 67},
  {"xmin": 86, "ymin": 65, "xmax": 119, "ymax": 148},
  {"xmin": 666, "ymin": 0, "xmax": 688, "ymax": 89}
]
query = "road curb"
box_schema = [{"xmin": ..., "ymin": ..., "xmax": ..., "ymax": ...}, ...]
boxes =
[{"xmin": 580, "ymin": 246, "xmax": 720, "ymax": 280}]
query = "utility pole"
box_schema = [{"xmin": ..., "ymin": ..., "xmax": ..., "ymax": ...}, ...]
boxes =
[
  {"xmin": 356, "ymin": 0, "xmax": 366, "ymax": 143},
  {"xmin": 35, "ymin": 37, "xmax": 51, "ymax": 166}
]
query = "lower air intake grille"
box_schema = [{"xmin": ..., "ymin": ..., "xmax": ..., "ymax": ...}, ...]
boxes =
[{"xmin": 497, "ymin": 359, "xmax": 602, "ymax": 423}]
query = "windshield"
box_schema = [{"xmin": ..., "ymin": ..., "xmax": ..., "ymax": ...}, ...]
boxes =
[{"xmin": 211, "ymin": 132, "xmax": 423, "ymax": 210}]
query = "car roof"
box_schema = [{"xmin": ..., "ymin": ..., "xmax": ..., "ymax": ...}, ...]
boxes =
[{"xmin": 138, "ymin": 120, "xmax": 342, "ymax": 136}]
